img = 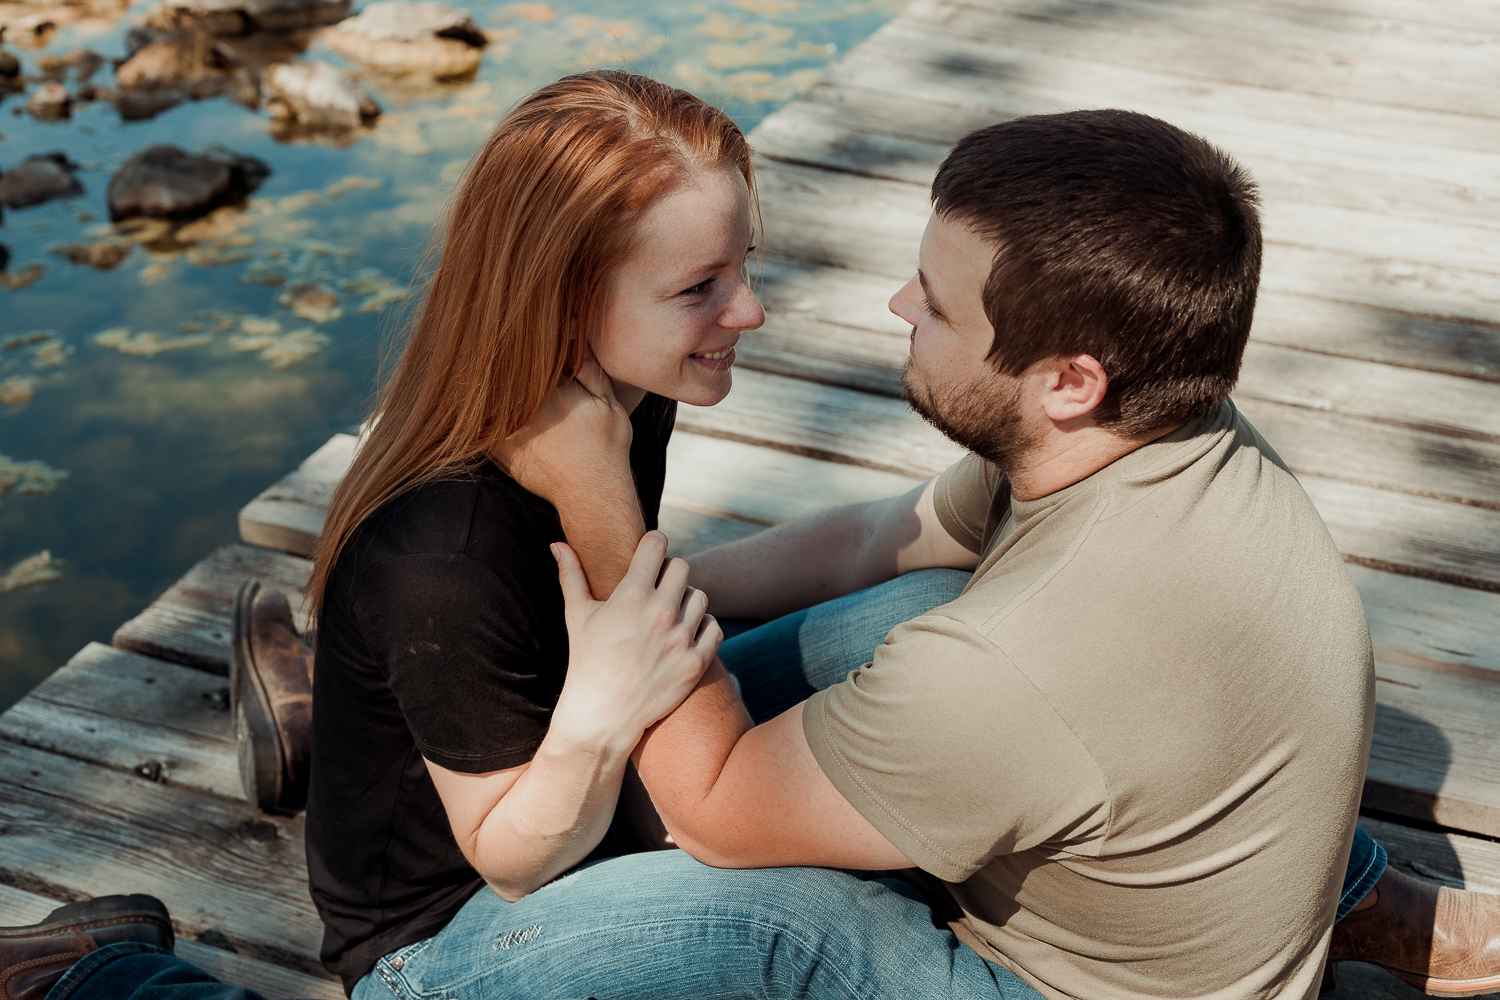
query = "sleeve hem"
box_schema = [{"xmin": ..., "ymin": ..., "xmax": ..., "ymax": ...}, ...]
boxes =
[
  {"xmin": 417, "ymin": 742, "xmax": 540, "ymax": 775},
  {"xmin": 803, "ymin": 689, "xmax": 980, "ymax": 884}
]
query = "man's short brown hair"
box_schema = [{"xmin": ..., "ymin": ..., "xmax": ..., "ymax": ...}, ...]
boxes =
[{"xmin": 931, "ymin": 110, "xmax": 1262, "ymax": 436}]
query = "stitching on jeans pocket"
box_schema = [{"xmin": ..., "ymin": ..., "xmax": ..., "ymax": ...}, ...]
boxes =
[{"xmin": 494, "ymin": 924, "xmax": 543, "ymax": 950}]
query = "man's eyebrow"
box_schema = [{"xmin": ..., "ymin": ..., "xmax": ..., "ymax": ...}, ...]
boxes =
[{"xmin": 917, "ymin": 269, "xmax": 947, "ymax": 317}]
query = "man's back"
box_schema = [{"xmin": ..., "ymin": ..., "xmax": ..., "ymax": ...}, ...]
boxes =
[{"xmin": 803, "ymin": 401, "xmax": 1374, "ymax": 1000}]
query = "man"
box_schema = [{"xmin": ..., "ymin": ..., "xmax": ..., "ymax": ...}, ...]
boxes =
[{"xmin": 11, "ymin": 111, "xmax": 1498, "ymax": 1000}]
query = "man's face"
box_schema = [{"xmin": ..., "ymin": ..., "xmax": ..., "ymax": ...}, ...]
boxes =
[{"xmin": 890, "ymin": 212, "xmax": 1039, "ymax": 470}]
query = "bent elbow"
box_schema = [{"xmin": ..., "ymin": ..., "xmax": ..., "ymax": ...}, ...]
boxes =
[{"xmin": 484, "ymin": 874, "xmax": 540, "ymax": 903}]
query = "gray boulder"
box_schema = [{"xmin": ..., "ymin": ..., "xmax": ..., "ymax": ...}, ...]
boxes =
[
  {"xmin": 106, "ymin": 144, "xmax": 270, "ymax": 220},
  {"xmin": 320, "ymin": 1, "xmax": 485, "ymax": 77},
  {"xmin": 265, "ymin": 60, "xmax": 378, "ymax": 129},
  {"xmin": 27, "ymin": 80, "xmax": 71, "ymax": 118},
  {"xmin": 147, "ymin": 0, "xmax": 351, "ymax": 34},
  {"xmin": 0, "ymin": 153, "xmax": 84, "ymax": 209}
]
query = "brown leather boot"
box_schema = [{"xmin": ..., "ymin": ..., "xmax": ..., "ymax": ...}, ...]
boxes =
[
  {"xmin": 0, "ymin": 895, "xmax": 174, "ymax": 1000},
  {"xmin": 1328, "ymin": 865, "xmax": 1500, "ymax": 996},
  {"xmin": 231, "ymin": 579, "xmax": 314, "ymax": 816}
]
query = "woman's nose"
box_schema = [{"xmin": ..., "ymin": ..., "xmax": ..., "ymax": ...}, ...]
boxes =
[{"xmin": 723, "ymin": 280, "xmax": 765, "ymax": 331}]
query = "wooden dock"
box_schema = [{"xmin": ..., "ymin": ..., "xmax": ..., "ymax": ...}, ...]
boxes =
[{"xmin": 3, "ymin": 1, "xmax": 1499, "ymax": 998}]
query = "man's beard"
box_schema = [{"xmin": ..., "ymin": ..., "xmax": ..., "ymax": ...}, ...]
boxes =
[{"xmin": 901, "ymin": 358, "xmax": 1039, "ymax": 472}]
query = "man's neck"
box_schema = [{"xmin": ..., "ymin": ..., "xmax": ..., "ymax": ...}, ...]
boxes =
[{"xmin": 1006, "ymin": 421, "xmax": 1183, "ymax": 502}]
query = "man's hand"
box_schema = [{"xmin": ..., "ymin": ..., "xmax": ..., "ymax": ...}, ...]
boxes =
[
  {"xmin": 489, "ymin": 352, "xmax": 645, "ymax": 598},
  {"xmin": 489, "ymin": 352, "xmax": 634, "ymax": 507}
]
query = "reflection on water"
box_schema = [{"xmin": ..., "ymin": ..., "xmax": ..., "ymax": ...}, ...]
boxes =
[{"xmin": 0, "ymin": 0, "xmax": 904, "ymax": 709}]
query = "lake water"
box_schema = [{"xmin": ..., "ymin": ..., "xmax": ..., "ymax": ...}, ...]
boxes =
[{"xmin": 0, "ymin": 0, "xmax": 901, "ymax": 709}]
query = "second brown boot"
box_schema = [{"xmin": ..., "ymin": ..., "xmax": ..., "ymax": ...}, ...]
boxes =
[
  {"xmin": 231, "ymin": 579, "xmax": 314, "ymax": 815},
  {"xmin": 1330, "ymin": 865, "xmax": 1500, "ymax": 997},
  {"xmin": 0, "ymin": 895, "xmax": 173, "ymax": 1000}
]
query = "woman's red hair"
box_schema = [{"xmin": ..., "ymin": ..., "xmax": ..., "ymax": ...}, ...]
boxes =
[{"xmin": 307, "ymin": 71, "xmax": 757, "ymax": 618}]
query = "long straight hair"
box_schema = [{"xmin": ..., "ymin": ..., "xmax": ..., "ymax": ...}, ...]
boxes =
[{"xmin": 307, "ymin": 71, "xmax": 756, "ymax": 619}]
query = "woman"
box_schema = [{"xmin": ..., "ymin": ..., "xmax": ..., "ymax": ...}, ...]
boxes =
[{"xmin": 301, "ymin": 70, "xmax": 762, "ymax": 995}]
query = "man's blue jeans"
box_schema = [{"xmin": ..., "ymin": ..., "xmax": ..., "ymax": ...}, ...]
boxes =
[{"xmin": 48, "ymin": 569, "xmax": 1382, "ymax": 1000}]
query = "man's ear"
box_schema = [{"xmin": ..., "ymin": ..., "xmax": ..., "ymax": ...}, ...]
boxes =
[{"xmin": 1039, "ymin": 354, "xmax": 1108, "ymax": 424}]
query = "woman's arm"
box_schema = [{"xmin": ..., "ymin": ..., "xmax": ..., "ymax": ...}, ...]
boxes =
[{"xmin": 426, "ymin": 533, "xmax": 719, "ymax": 900}]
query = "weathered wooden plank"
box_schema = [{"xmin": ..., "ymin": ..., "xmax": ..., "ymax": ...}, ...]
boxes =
[
  {"xmin": 114, "ymin": 545, "xmax": 314, "ymax": 675},
  {"xmin": 755, "ymin": 94, "xmax": 1500, "ymax": 251},
  {"xmin": 0, "ymin": 739, "xmax": 323, "ymax": 974},
  {"xmin": 664, "ymin": 433, "xmax": 928, "ymax": 526},
  {"xmin": 679, "ymin": 368, "xmax": 965, "ymax": 478},
  {"xmin": 917, "ymin": 0, "xmax": 1500, "ymax": 120},
  {"xmin": 0, "ymin": 884, "xmax": 341, "ymax": 1000},
  {"xmin": 1355, "ymin": 566, "xmax": 1500, "ymax": 685},
  {"xmin": 238, "ymin": 434, "xmax": 359, "ymax": 557},
  {"xmin": 0, "ymin": 643, "xmax": 241, "ymax": 801},
  {"xmin": 1365, "ymin": 660, "xmax": 1500, "ymax": 836},
  {"xmin": 1300, "ymin": 475, "xmax": 1500, "ymax": 593},
  {"xmin": 660, "ymin": 506, "xmax": 764, "ymax": 558},
  {"xmin": 823, "ymin": 10, "xmax": 1500, "ymax": 158},
  {"xmin": 1360, "ymin": 816, "xmax": 1500, "ymax": 895},
  {"xmin": 1236, "ymin": 398, "xmax": 1500, "ymax": 511}
]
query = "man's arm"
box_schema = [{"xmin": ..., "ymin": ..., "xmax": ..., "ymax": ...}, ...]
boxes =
[
  {"xmin": 630, "ymin": 660, "xmax": 911, "ymax": 870},
  {"xmin": 687, "ymin": 477, "xmax": 979, "ymax": 621}
]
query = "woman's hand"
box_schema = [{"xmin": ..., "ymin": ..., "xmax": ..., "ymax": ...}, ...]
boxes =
[
  {"xmin": 550, "ymin": 531, "xmax": 722, "ymax": 752},
  {"xmin": 490, "ymin": 352, "xmax": 634, "ymax": 507}
]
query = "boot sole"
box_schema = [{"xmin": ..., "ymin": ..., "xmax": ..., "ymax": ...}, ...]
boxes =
[
  {"xmin": 0, "ymin": 895, "xmax": 174, "ymax": 951},
  {"xmin": 1328, "ymin": 961, "xmax": 1500, "ymax": 998},
  {"xmin": 231, "ymin": 579, "xmax": 288, "ymax": 815}
]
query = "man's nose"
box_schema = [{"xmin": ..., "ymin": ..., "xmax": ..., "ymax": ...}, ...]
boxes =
[{"xmin": 890, "ymin": 274, "xmax": 921, "ymax": 324}]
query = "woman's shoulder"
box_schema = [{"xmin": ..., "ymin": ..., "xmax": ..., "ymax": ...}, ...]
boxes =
[{"xmin": 346, "ymin": 460, "xmax": 549, "ymax": 570}]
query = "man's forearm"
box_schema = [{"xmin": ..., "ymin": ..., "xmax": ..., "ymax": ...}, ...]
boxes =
[
  {"xmin": 687, "ymin": 490, "xmax": 925, "ymax": 620},
  {"xmin": 553, "ymin": 471, "xmax": 646, "ymax": 599},
  {"xmin": 630, "ymin": 660, "xmax": 753, "ymax": 855}
]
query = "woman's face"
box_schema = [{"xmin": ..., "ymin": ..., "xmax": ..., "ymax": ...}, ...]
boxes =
[{"xmin": 592, "ymin": 164, "xmax": 764, "ymax": 409}]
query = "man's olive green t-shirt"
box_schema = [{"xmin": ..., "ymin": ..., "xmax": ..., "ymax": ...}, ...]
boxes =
[{"xmin": 803, "ymin": 401, "xmax": 1375, "ymax": 1000}]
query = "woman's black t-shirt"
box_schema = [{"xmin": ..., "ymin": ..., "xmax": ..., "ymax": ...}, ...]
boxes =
[{"xmin": 305, "ymin": 394, "xmax": 676, "ymax": 992}]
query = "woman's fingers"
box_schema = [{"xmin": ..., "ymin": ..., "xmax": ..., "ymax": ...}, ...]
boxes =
[
  {"xmin": 655, "ymin": 556, "xmax": 691, "ymax": 603},
  {"xmin": 552, "ymin": 542, "xmax": 594, "ymax": 612},
  {"xmin": 679, "ymin": 585, "xmax": 709, "ymax": 630},
  {"xmin": 621, "ymin": 531, "xmax": 670, "ymax": 595}
]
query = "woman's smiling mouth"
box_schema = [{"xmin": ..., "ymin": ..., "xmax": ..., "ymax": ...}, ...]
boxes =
[{"xmin": 691, "ymin": 345, "xmax": 737, "ymax": 370}]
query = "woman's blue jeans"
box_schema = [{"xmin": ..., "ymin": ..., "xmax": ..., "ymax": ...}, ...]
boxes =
[{"xmin": 49, "ymin": 569, "xmax": 1382, "ymax": 1000}]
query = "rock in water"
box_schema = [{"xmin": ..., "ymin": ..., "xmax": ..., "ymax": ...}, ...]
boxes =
[
  {"xmin": 149, "ymin": 0, "xmax": 351, "ymax": 33},
  {"xmin": 0, "ymin": 244, "xmax": 10, "ymax": 271},
  {"xmin": 106, "ymin": 145, "xmax": 270, "ymax": 221},
  {"xmin": 114, "ymin": 31, "xmax": 238, "ymax": 92},
  {"xmin": 0, "ymin": 47, "xmax": 20, "ymax": 77},
  {"xmin": 0, "ymin": 153, "xmax": 84, "ymax": 208},
  {"xmin": 27, "ymin": 80, "xmax": 71, "ymax": 118},
  {"xmin": 320, "ymin": 1, "xmax": 485, "ymax": 77},
  {"xmin": 265, "ymin": 61, "xmax": 378, "ymax": 129}
]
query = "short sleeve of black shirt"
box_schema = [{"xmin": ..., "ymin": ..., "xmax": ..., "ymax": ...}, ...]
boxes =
[{"xmin": 305, "ymin": 393, "xmax": 675, "ymax": 991}]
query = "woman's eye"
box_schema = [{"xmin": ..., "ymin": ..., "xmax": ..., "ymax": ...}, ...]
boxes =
[{"xmin": 681, "ymin": 278, "xmax": 714, "ymax": 296}]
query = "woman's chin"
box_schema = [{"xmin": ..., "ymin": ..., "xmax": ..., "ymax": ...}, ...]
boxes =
[{"xmin": 662, "ymin": 370, "xmax": 732, "ymax": 407}]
